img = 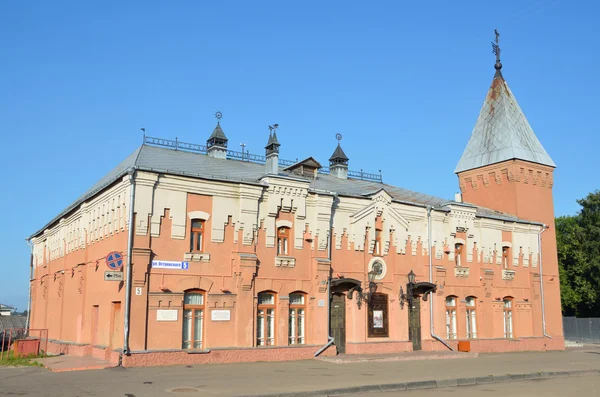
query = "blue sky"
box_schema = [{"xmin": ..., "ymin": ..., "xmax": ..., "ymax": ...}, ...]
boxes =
[{"xmin": 1, "ymin": 1, "xmax": 598, "ymax": 310}]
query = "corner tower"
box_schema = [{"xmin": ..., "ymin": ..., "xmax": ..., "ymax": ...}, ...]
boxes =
[
  {"xmin": 455, "ymin": 31, "xmax": 563, "ymax": 343},
  {"xmin": 455, "ymin": 31, "xmax": 556, "ymax": 223}
]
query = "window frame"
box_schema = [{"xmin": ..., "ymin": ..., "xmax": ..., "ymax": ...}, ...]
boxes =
[
  {"xmin": 445, "ymin": 296, "xmax": 458, "ymax": 340},
  {"xmin": 182, "ymin": 290, "xmax": 205, "ymax": 349},
  {"xmin": 374, "ymin": 229, "xmax": 382, "ymax": 256},
  {"xmin": 190, "ymin": 219, "xmax": 205, "ymax": 253},
  {"xmin": 455, "ymin": 243, "xmax": 463, "ymax": 267},
  {"xmin": 503, "ymin": 297, "xmax": 514, "ymax": 338},
  {"xmin": 277, "ymin": 227, "xmax": 290, "ymax": 256},
  {"xmin": 502, "ymin": 246, "xmax": 510, "ymax": 269},
  {"xmin": 257, "ymin": 292, "xmax": 276, "ymax": 346},
  {"xmin": 465, "ymin": 296, "xmax": 477, "ymax": 339},
  {"xmin": 288, "ymin": 293, "xmax": 306, "ymax": 345}
]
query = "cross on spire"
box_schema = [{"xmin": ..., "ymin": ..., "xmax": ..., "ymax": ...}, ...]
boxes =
[{"xmin": 491, "ymin": 29, "xmax": 502, "ymax": 72}]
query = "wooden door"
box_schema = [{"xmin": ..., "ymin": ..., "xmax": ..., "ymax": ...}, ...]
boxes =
[
  {"xmin": 409, "ymin": 297, "xmax": 422, "ymax": 351},
  {"xmin": 110, "ymin": 302, "xmax": 122, "ymax": 349},
  {"xmin": 330, "ymin": 293, "xmax": 346, "ymax": 354}
]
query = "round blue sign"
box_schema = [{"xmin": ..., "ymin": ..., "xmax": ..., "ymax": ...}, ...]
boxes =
[{"xmin": 106, "ymin": 252, "xmax": 123, "ymax": 270}]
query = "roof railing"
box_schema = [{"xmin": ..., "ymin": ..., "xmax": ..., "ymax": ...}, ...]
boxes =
[{"xmin": 144, "ymin": 135, "xmax": 382, "ymax": 182}]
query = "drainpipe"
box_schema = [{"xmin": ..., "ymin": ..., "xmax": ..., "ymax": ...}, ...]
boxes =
[
  {"xmin": 538, "ymin": 225, "xmax": 551, "ymax": 339},
  {"xmin": 314, "ymin": 193, "xmax": 338, "ymax": 357},
  {"xmin": 25, "ymin": 238, "xmax": 34, "ymax": 331},
  {"xmin": 427, "ymin": 206, "xmax": 453, "ymax": 351},
  {"xmin": 123, "ymin": 168, "xmax": 137, "ymax": 355}
]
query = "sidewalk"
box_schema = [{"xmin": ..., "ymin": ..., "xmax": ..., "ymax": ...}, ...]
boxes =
[{"xmin": 0, "ymin": 346, "xmax": 599, "ymax": 397}]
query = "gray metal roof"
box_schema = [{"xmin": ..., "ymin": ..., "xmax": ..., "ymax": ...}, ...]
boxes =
[
  {"xmin": 455, "ymin": 72, "xmax": 555, "ymax": 173},
  {"xmin": 30, "ymin": 143, "xmax": 541, "ymax": 238}
]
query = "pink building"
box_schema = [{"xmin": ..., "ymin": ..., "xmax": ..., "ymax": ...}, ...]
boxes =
[{"xmin": 28, "ymin": 49, "xmax": 564, "ymax": 367}]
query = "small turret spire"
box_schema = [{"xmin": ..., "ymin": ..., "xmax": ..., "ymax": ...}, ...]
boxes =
[
  {"xmin": 207, "ymin": 111, "xmax": 228, "ymax": 159},
  {"xmin": 265, "ymin": 124, "xmax": 280, "ymax": 175},
  {"xmin": 329, "ymin": 133, "xmax": 349, "ymax": 179}
]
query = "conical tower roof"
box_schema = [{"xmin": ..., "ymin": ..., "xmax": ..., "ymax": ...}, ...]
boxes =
[
  {"xmin": 455, "ymin": 70, "xmax": 555, "ymax": 173},
  {"xmin": 208, "ymin": 122, "xmax": 228, "ymax": 141},
  {"xmin": 329, "ymin": 143, "xmax": 349, "ymax": 162}
]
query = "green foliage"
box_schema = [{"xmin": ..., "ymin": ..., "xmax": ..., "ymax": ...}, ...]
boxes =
[
  {"xmin": 0, "ymin": 350, "xmax": 45, "ymax": 367},
  {"xmin": 557, "ymin": 190, "xmax": 600, "ymax": 317}
]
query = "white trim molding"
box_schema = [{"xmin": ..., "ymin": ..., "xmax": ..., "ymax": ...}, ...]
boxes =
[
  {"xmin": 276, "ymin": 220, "xmax": 293, "ymax": 229},
  {"xmin": 188, "ymin": 211, "xmax": 211, "ymax": 221}
]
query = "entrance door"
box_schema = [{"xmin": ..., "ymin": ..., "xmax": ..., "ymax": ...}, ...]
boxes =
[
  {"xmin": 330, "ymin": 293, "xmax": 346, "ymax": 354},
  {"xmin": 409, "ymin": 297, "xmax": 422, "ymax": 351}
]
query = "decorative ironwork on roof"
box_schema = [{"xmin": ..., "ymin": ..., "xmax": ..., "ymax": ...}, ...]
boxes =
[{"xmin": 144, "ymin": 135, "xmax": 382, "ymax": 182}]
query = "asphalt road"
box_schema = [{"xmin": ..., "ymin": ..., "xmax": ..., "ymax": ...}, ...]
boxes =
[{"xmin": 369, "ymin": 375, "xmax": 600, "ymax": 397}]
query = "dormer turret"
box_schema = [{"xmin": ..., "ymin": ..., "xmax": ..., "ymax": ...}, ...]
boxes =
[
  {"xmin": 329, "ymin": 134, "xmax": 349, "ymax": 179},
  {"xmin": 265, "ymin": 124, "xmax": 280, "ymax": 174},
  {"xmin": 207, "ymin": 111, "xmax": 228, "ymax": 159}
]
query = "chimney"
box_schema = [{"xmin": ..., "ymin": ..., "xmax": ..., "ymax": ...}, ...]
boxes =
[
  {"xmin": 265, "ymin": 125, "xmax": 280, "ymax": 175},
  {"xmin": 329, "ymin": 134, "xmax": 349, "ymax": 179}
]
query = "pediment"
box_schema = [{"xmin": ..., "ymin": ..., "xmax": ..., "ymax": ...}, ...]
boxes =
[{"xmin": 351, "ymin": 189, "xmax": 410, "ymax": 231}]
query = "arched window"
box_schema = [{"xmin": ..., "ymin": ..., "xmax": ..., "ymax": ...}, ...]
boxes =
[
  {"xmin": 374, "ymin": 228, "xmax": 382, "ymax": 256},
  {"xmin": 503, "ymin": 297, "xmax": 514, "ymax": 338},
  {"xmin": 445, "ymin": 296, "xmax": 457, "ymax": 340},
  {"xmin": 465, "ymin": 296, "xmax": 477, "ymax": 339},
  {"xmin": 277, "ymin": 227, "xmax": 289, "ymax": 255},
  {"xmin": 257, "ymin": 292, "xmax": 276, "ymax": 346},
  {"xmin": 288, "ymin": 293, "xmax": 306, "ymax": 345},
  {"xmin": 502, "ymin": 246, "xmax": 510, "ymax": 269},
  {"xmin": 182, "ymin": 290, "xmax": 204, "ymax": 349},
  {"xmin": 190, "ymin": 219, "xmax": 205, "ymax": 252},
  {"xmin": 455, "ymin": 243, "xmax": 463, "ymax": 267}
]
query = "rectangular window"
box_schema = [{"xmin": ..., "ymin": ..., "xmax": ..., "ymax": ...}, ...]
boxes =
[
  {"xmin": 190, "ymin": 220, "xmax": 204, "ymax": 252},
  {"xmin": 289, "ymin": 293, "xmax": 306, "ymax": 345},
  {"xmin": 455, "ymin": 244, "xmax": 463, "ymax": 267},
  {"xmin": 465, "ymin": 297, "xmax": 477, "ymax": 339},
  {"xmin": 445, "ymin": 296, "xmax": 457, "ymax": 339},
  {"xmin": 374, "ymin": 229, "xmax": 382, "ymax": 255},
  {"xmin": 277, "ymin": 227, "xmax": 289, "ymax": 256},
  {"xmin": 503, "ymin": 299, "xmax": 513, "ymax": 338},
  {"xmin": 257, "ymin": 293, "xmax": 276, "ymax": 346},
  {"xmin": 182, "ymin": 291, "xmax": 204, "ymax": 349}
]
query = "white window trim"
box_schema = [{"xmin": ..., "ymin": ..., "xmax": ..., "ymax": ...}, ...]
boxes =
[
  {"xmin": 276, "ymin": 220, "xmax": 293, "ymax": 229},
  {"xmin": 188, "ymin": 211, "xmax": 210, "ymax": 221}
]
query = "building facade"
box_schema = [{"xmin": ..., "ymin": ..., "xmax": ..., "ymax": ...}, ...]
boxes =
[{"xmin": 28, "ymin": 56, "xmax": 564, "ymax": 367}]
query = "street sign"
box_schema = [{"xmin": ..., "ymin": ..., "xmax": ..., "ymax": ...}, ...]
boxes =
[
  {"xmin": 106, "ymin": 252, "xmax": 124, "ymax": 270},
  {"xmin": 104, "ymin": 271, "xmax": 124, "ymax": 281},
  {"xmin": 151, "ymin": 260, "xmax": 189, "ymax": 270}
]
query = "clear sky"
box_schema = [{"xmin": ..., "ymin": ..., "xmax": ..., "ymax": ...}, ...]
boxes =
[{"xmin": 1, "ymin": 1, "xmax": 598, "ymax": 310}]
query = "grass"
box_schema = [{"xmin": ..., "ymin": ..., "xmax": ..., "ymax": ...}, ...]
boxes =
[{"xmin": 0, "ymin": 350, "xmax": 46, "ymax": 367}]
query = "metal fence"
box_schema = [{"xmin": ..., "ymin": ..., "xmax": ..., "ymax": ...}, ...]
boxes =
[
  {"xmin": 0, "ymin": 329, "xmax": 48, "ymax": 360},
  {"xmin": 563, "ymin": 317, "xmax": 600, "ymax": 343}
]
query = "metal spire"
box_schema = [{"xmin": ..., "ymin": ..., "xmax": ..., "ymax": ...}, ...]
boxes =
[{"xmin": 491, "ymin": 29, "xmax": 502, "ymax": 74}]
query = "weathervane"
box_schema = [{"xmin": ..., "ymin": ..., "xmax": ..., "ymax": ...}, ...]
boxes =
[
  {"xmin": 336, "ymin": 133, "xmax": 342, "ymax": 142},
  {"xmin": 491, "ymin": 29, "xmax": 502, "ymax": 70},
  {"xmin": 215, "ymin": 111, "xmax": 223, "ymax": 123}
]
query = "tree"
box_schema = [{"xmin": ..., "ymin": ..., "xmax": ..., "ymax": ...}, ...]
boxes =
[{"xmin": 557, "ymin": 191, "xmax": 600, "ymax": 317}]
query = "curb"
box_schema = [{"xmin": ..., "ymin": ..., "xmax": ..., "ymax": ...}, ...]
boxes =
[{"xmin": 239, "ymin": 369, "xmax": 600, "ymax": 397}]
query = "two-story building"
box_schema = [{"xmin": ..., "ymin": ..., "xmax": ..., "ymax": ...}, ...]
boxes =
[{"xmin": 27, "ymin": 51, "xmax": 564, "ymax": 367}]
